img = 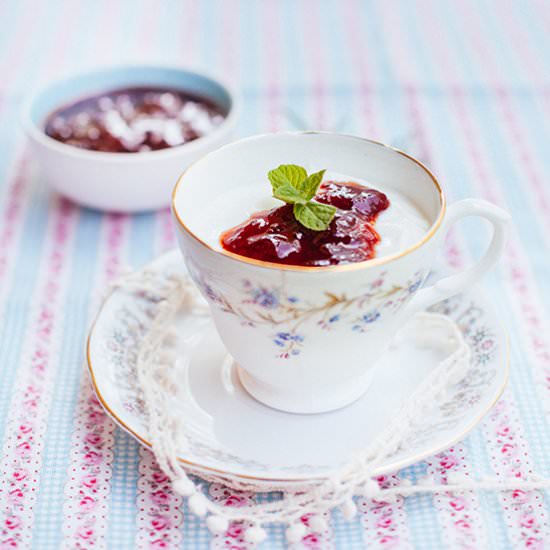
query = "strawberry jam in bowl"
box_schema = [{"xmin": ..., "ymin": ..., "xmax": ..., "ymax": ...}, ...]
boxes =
[
  {"xmin": 172, "ymin": 132, "xmax": 509, "ymax": 414},
  {"xmin": 44, "ymin": 86, "xmax": 226, "ymax": 154},
  {"xmin": 23, "ymin": 65, "xmax": 239, "ymax": 212}
]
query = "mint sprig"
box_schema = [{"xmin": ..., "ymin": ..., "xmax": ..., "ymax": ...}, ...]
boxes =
[{"xmin": 268, "ymin": 165, "xmax": 336, "ymax": 230}]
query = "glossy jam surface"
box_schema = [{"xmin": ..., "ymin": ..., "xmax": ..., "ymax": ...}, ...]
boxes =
[
  {"xmin": 221, "ymin": 181, "xmax": 390, "ymax": 267},
  {"xmin": 44, "ymin": 87, "xmax": 226, "ymax": 153}
]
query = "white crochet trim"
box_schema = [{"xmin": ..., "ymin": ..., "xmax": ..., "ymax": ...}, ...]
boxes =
[{"xmin": 109, "ymin": 268, "xmax": 550, "ymax": 542}]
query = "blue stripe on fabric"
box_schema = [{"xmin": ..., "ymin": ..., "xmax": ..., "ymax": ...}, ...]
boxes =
[
  {"xmin": 115, "ymin": 0, "xmax": 145, "ymax": 63},
  {"xmin": 198, "ymin": 0, "xmax": 218, "ymax": 74},
  {"xmin": 107, "ymin": 433, "xmax": 141, "ymax": 550},
  {"xmin": 279, "ymin": 0, "xmax": 310, "ymax": 133},
  {"xmin": 464, "ymin": 430, "xmax": 511, "ymax": 550},
  {"xmin": 402, "ymin": 462, "xmax": 444, "ymax": 550},
  {"xmin": 158, "ymin": 0, "xmax": 183, "ymax": 67},
  {"xmin": 0, "ymin": 2, "xmax": 24, "ymax": 70},
  {"xmin": 398, "ymin": 0, "xmax": 439, "ymax": 87}
]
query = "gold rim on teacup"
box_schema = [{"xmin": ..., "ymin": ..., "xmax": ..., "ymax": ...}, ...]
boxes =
[{"xmin": 171, "ymin": 131, "xmax": 446, "ymax": 273}]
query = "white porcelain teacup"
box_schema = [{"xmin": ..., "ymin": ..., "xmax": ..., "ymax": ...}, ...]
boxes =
[{"xmin": 172, "ymin": 132, "xmax": 509, "ymax": 414}]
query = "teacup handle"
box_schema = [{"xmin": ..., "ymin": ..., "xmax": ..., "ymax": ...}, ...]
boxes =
[{"xmin": 405, "ymin": 199, "xmax": 511, "ymax": 316}]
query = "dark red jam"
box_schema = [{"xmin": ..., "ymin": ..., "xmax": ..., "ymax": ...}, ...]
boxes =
[
  {"xmin": 221, "ymin": 181, "xmax": 390, "ymax": 267},
  {"xmin": 44, "ymin": 87, "xmax": 226, "ymax": 153}
]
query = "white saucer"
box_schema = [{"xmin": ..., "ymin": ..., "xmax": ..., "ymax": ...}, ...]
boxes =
[{"xmin": 87, "ymin": 251, "xmax": 508, "ymax": 487}]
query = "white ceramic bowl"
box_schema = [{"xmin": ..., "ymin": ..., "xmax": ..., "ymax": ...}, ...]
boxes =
[{"xmin": 23, "ymin": 65, "xmax": 239, "ymax": 212}]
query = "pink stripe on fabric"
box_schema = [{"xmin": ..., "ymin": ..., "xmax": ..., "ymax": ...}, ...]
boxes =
[
  {"xmin": 179, "ymin": 0, "xmax": 200, "ymax": 67},
  {"xmin": 302, "ymin": 0, "xmax": 326, "ymax": 129},
  {"xmin": 427, "ymin": 446, "xmax": 489, "ymax": 548},
  {"xmin": 0, "ymin": 198, "xmax": 78, "ymax": 550},
  {"xmin": 412, "ymin": 0, "xmax": 464, "ymax": 88},
  {"xmin": 209, "ymin": 484, "xmax": 257, "ymax": 550},
  {"xmin": 492, "ymin": 2, "xmax": 548, "ymax": 87},
  {"xmin": 373, "ymin": 2, "xmax": 418, "ymax": 87},
  {"xmin": 358, "ymin": 475, "xmax": 412, "ymax": 549},
  {"xmin": 532, "ymin": 0, "xmax": 550, "ymax": 39},
  {"xmin": 135, "ymin": 448, "xmax": 183, "ymax": 549},
  {"xmin": 220, "ymin": 0, "xmax": 239, "ymax": 86},
  {"xmin": 0, "ymin": 152, "xmax": 30, "ymax": 287},
  {"xmin": 482, "ymin": 397, "xmax": 550, "ymax": 547},
  {"xmin": 340, "ymin": 0, "xmax": 377, "ymax": 137},
  {"xmin": 492, "ymin": 89, "xmax": 550, "ymax": 241},
  {"xmin": 208, "ymin": 485, "xmax": 334, "ymax": 550},
  {"xmin": 290, "ymin": 512, "xmax": 334, "ymax": 550},
  {"xmin": 456, "ymin": 0, "xmax": 547, "ymax": 90},
  {"xmin": 137, "ymin": 214, "xmax": 181, "ymax": 547},
  {"xmin": 452, "ymin": 1, "xmax": 505, "ymax": 87},
  {"xmin": 62, "ymin": 214, "xmax": 129, "ymax": 550},
  {"xmin": 263, "ymin": 0, "xmax": 281, "ymax": 132},
  {"xmin": 154, "ymin": 208, "xmax": 176, "ymax": 255},
  {"xmin": 403, "ymin": 84, "xmax": 431, "ymax": 164},
  {"xmin": 134, "ymin": 0, "xmax": 163, "ymax": 62}
]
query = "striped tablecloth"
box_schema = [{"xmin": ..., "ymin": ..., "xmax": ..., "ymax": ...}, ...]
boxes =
[{"xmin": 1, "ymin": 1, "xmax": 550, "ymax": 548}]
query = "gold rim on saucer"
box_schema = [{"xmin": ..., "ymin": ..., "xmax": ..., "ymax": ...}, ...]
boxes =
[{"xmin": 86, "ymin": 259, "xmax": 509, "ymax": 485}]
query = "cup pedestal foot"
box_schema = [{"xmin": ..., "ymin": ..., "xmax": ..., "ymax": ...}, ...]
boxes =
[{"xmin": 237, "ymin": 366, "xmax": 377, "ymax": 414}]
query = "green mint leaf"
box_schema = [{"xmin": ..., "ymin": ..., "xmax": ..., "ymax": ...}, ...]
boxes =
[
  {"xmin": 268, "ymin": 164, "xmax": 308, "ymax": 192},
  {"xmin": 297, "ymin": 169, "xmax": 326, "ymax": 200},
  {"xmin": 273, "ymin": 183, "xmax": 307, "ymax": 205},
  {"xmin": 267, "ymin": 164, "xmax": 332, "ymax": 231},
  {"xmin": 293, "ymin": 201, "xmax": 337, "ymax": 231}
]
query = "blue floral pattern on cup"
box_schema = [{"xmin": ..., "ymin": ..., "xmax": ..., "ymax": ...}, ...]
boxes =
[{"xmin": 196, "ymin": 270, "xmax": 425, "ymax": 358}]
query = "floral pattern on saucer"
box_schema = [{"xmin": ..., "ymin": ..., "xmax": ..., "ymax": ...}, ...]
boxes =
[
  {"xmin": 88, "ymin": 252, "xmax": 507, "ymax": 484},
  {"xmin": 395, "ymin": 296, "xmax": 499, "ymax": 452},
  {"xmin": 101, "ymin": 284, "xmax": 269, "ymax": 473}
]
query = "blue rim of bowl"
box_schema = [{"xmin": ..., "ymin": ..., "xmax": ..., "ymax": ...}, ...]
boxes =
[{"xmin": 21, "ymin": 64, "xmax": 240, "ymax": 162}]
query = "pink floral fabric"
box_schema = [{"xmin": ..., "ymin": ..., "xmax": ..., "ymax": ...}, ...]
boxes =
[{"xmin": 1, "ymin": 1, "xmax": 550, "ymax": 548}]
